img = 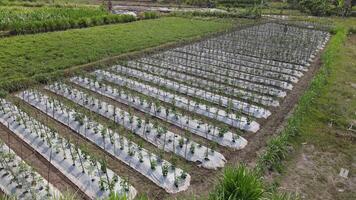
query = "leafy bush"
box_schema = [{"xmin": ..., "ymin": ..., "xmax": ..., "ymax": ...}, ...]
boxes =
[
  {"xmin": 0, "ymin": 90, "xmax": 8, "ymax": 98},
  {"xmin": 298, "ymin": 0, "xmax": 333, "ymax": 16},
  {"xmin": 209, "ymin": 165, "xmax": 264, "ymax": 200},
  {"xmin": 171, "ymin": 9, "xmax": 261, "ymax": 19},
  {"xmin": 182, "ymin": 0, "xmax": 216, "ymax": 7},
  {"xmin": 217, "ymin": 0, "xmax": 265, "ymax": 8},
  {"xmin": 140, "ymin": 11, "xmax": 160, "ymax": 20}
]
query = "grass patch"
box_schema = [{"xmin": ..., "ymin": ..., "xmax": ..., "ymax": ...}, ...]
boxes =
[
  {"xmin": 209, "ymin": 165, "xmax": 264, "ymax": 200},
  {"xmin": 0, "ymin": 17, "xmax": 233, "ymax": 93},
  {"xmin": 255, "ymin": 25, "xmax": 348, "ymax": 175}
]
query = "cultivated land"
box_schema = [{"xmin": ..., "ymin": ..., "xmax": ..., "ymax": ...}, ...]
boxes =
[
  {"xmin": 0, "ymin": 17, "xmax": 233, "ymax": 92},
  {"xmin": 0, "ymin": 2, "xmax": 355, "ymax": 198},
  {"xmin": 0, "ymin": 16, "xmax": 336, "ymax": 199}
]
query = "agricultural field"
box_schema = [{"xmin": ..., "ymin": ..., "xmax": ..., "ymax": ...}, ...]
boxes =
[
  {"xmin": 0, "ymin": 15, "xmax": 337, "ymax": 199},
  {"xmin": 1, "ymin": 1, "xmax": 355, "ymax": 199}
]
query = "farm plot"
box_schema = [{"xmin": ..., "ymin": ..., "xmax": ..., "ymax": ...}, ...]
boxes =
[
  {"xmin": 34, "ymin": 86, "xmax": 227, "ymax": 170},
  {"xmin": 0, "ymin": 21, "xmax": 331, "ymax": 198},
  {"xmin": 85, "ymin": 22, "xmax": 329, "ymax": 133},
  {"xmin": 18, "ymin": 89, "xmax": 192, "ymax": 193},
  {"xmin": 0, "ymin": 99, "xmax": 137, "ymax": 199},
  {"xmin": 55, "ymin": 80, "xmax": 247, "ymax": 149},
  {"xmin": 0, "ymin": 138, "xmax": 61, "ymax": 199}
]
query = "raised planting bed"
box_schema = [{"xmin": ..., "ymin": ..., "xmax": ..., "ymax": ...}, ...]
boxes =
[
  {"xmin": 0, "ymin": 99, "xmax": 137, "ymax": 200},
  {"xmin": 0, "ymin": 138, "xmax": 61, "ymax": 200},
  {"xmin": 125, "ymin": 59, "xmax": 281, "ymax": 106},
  {"xmin": 208, "ymin": 23, "xmax": 330, "ymax": 66},
  {"xmin": 135, "ymin": 57, "xmax": 295, "ymax": 90},
  {"xmin": 61, "ymin": 81, "xmax": 248, "ymax": 149},
  {"xmin": 17, "ymin": 90, "xmax": 192, "ymax": 194},
  {"xmin": 108, "ymin": 66, "xmax": 271, "ymax": 119},
  {"xmin": 20, "ymin": 90, "xmax": 226, "ymax": 170},
  {"xmin": 89, "ymin": 72, "xmax": 260, "ymax": 131}
]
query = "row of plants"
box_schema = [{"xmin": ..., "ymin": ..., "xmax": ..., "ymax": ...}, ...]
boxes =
[
  {"xmin": 0, "ymin": 99, "xmax": 136, "ymax": 199},
  {"xmin": 171, "ymin": 8, "xmax": 261, "ymax": 19},
  {"xmin": 152, "ymin": 49, "xmax": 300, "ymax": 84},
  {"xmin": 0, "ymin": 5, "xmax": 164, "ymax": 35},
  {"xmin": 175, "ymin": 37, "xmax": 308, "ymax": 72},
  {"xmin": 203, "ymin": 22, "xmax": 342, "ymax": 200},
  {"xmin": 18, "ymin": 89, "xmax": 191, "ymax": 193},
  {"xmin": 70, "ymin": 77, "xmax": 248, "ymax": 149},
  {"xmin": 0, "ymin": 138, "xmax": 61, "ymax": 199},
  {"xmin": 214, "ymin": 23, "xmax": 329, "ymax": 66},
  {"xmin": 109, "ymin": 64, "xmax": 271, "ymax": 119},
  {"xmin": 127, "ymin": 58, "xmax": 282, "ymax": 106},
  {"xmin": 3, "ymin": 11, "xmax": 136, "ymax": 35},
  {"xmin": 40, "ymin": 84, "xmax": 226, "ymax": 170},
  {"xmin": 93, "ymin": 70, "xmax": 259, "ymax": 131},
  {"xmin": 169, "ymin": 44, "xmax": 306, "ymax": 76}
]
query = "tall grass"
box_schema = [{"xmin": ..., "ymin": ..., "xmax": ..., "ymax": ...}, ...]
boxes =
[{"xmin": 209, "ymin": 165, "xmax": 264, "ymax": 200}]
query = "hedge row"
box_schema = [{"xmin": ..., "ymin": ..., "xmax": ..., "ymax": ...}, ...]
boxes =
[
  {"xmin": 8, "ymin": 14, "xmax": 137, "ymax": 35},
  {"xmin": 170, "ymin": 8, "xmax": 261, "ymax": 19}
]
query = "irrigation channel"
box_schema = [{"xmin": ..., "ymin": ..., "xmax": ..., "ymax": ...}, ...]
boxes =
[{"xmin": 0, "ymin": 22, "xmax": 330, "ymax": 199}]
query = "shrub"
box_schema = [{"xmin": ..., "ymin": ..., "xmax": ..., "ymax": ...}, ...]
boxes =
[
  {"xmin": 140, "ymin": 11, "xmax": 160, "ymax": 20},
  {"xmin": 0, "ymin": 89, "xmax": 8, "ymax": 98},
  {"xmin": 298, "ymin": 0, "xmax": 333, "ymax": 16},
  {"xmin": 209, "ymin": 165, "xmax": 264, "ymax": 200}
]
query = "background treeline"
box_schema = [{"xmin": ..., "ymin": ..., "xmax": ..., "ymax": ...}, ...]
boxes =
[{"xmin": 287, "ymin": 0, "xmax": 354, "ymax": 16}]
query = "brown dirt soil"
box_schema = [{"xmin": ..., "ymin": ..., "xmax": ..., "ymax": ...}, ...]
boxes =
[{"xmin": 276, "ymin": 141, "xmax": 356, "ymax": 200}]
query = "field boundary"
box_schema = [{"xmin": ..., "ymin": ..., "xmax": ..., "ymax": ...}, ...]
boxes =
[{"xmin": 255, "ymin": 27, "xmax": 348, "ymax": 175}]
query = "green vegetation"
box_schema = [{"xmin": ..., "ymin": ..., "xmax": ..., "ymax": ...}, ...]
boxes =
[
  {"xmin": 287, "ymin": 0, "xmax": 353, "ymax": 16},
  {"xmin": 256, "ymin": 24, "xmax": 348, "ymax": 175},
  {"xmin": 0, "ymin": 6, "xmax": 136, "ymax": 35},
  {"xmin": 207, "ymin": 18, "xmax": 355, "ymax": 200},
  {"xmin": 209, "ymin": 165, "xmax": 264, "ymax": 200},
  {"xmin": 0, "ymin": 0, "xmax": 97, "ymax": 6},
  {"xmin": 0, "ymin": 17, "xmax": 232, "ymax": 93}
]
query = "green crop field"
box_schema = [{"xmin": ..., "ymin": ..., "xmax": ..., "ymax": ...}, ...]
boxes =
[
  {"xmin": 0, "ymin": 17, "xmax": 232, "ymax": 92},
  {"xmin": 0, "ymin": 6, "xmax": 106, "ymax": 29}
]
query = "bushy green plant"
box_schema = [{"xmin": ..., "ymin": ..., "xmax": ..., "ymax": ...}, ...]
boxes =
[
  {"xmin": 1, "ymin": 6, "xmax": 137, "ymax": 35},
  {"xmin": 209, "ymin": 165, "xmax": 264, "ymax": 200},
  {"xmin": 298, "ymin": 0, "xmax": 333, "ymax": 16},
  {"xmin": 140, "ymin": 11, "xmax": 160, "ymax": 20}
]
